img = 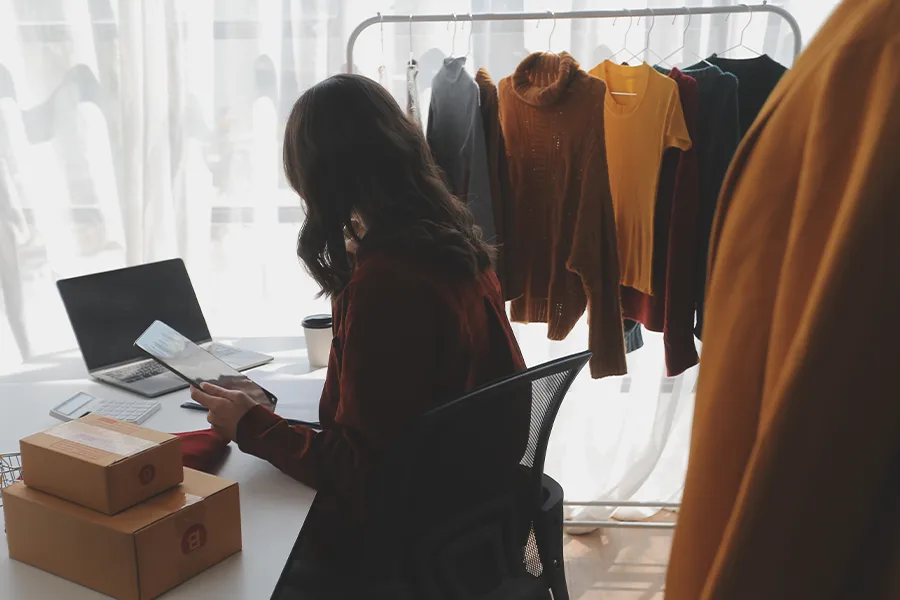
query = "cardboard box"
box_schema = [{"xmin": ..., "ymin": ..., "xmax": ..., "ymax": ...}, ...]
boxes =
[
  {"xmin": 20, "ymin": 414, "xmax": 183, "ymax": 514},
  {"xmin": 2, "ymin": 468, "xmax": 242, "ymax": 600}
]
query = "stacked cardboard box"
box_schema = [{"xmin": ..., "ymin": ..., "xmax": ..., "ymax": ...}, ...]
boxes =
[{"xmin": 1, "ymin": 414, "xmax": 242, "ymax": 600}]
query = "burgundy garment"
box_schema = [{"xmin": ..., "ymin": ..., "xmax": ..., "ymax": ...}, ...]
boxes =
[
  {"xmin": 175, "ymin": 429, "xmax": 230, "ymax": 473},
  {"xmin": 234, "ymin": 239, "xmax": 526, "ymax": 558},
  {"xmin": 620, "ymin": 67, "xmax": 700, "ymax": 376},
  {"xmin": 476, "ymin": 68, "xmax": 518, "ymax": 301}
]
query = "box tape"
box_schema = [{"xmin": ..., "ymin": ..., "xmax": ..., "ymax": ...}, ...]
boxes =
[{"xmin": 44, "ymin": 421, "xmax": 158, "ymax": 458}]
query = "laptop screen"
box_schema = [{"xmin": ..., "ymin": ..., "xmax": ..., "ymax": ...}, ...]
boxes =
[{"xmin": 57, "ymin": 259, "xmax": 211, "ymax": 371}]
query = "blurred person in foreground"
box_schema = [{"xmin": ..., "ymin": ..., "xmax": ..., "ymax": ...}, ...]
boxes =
[{"xmin": 667, "ymin": 1, "xmax": 900, "ymax": 598}]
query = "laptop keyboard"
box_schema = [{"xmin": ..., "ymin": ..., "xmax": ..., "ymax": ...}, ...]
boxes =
[
  {"xmin": 111, "ymin": 361, "xmax": 167, "ymax": 383},
  {"xmin": 107, "ymin": 343, "xmax": 244, "ymax": 384}
]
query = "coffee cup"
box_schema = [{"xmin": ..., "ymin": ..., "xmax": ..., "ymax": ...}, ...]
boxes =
[{"xmin": 302, "ymin": 314, "xmax": 333, "ymax": 369}]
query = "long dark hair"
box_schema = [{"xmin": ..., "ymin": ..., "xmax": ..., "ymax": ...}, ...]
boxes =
[{"xmin": 283, "ymin": 73, "xmax": 492, "ymax": 297}]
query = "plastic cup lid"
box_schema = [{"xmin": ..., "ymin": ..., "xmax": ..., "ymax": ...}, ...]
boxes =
[{"xmin": 302, "ymin": 314, "xmax": 333, "ymax": 329}]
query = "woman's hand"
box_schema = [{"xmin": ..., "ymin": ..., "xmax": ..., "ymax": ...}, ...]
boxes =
[
  {"xmin": 345, "ymin": 235, "xmax": 359, "ymax": 256},
  {"xmin": 190, "ymin": 382, "xmax": 258, "ymax": 441},
  {"xmin": 345, "ymin": 216, "xmax": 365, "ymax": 256}
]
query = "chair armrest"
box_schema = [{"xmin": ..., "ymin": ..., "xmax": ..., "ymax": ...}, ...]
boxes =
[{"xmin": 540, "ymin": 473, "xmax": 564, "ymax": 514}]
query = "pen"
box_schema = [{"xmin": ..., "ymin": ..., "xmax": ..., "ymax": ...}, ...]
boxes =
[{"xmin": 179, "ymin": 401, "xmax": 321, "ymax": 429}]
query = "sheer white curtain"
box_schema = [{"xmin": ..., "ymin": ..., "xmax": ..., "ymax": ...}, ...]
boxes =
[
  {"xmin": 0, "ymin": 0, "xmax": 346, "ymax": 371},
  {"xmin": 0, "ymin": 0, "xmax": 838, "ymax": 519}
]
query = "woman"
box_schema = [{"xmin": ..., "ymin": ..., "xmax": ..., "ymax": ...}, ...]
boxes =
[{"xmin": 190, "ymin": 74, "xmax": 525, "ymax": 560}]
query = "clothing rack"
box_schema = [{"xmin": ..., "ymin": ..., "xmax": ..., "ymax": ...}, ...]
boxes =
[
  {"xmin": 346, "ymin": 3, "xmax": 802, "ymax": 72},
  {"xmin": 345, "ymin": 4, "xmax": 801, "ymax": 531}
]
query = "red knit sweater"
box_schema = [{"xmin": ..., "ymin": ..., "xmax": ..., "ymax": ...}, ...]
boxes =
[
  {"xmin": 499, "ymin": 52, "xmax": 626, "ymax": 378},
  {"xmin": 234, "ymin": 241, "xmax": 525, "ymax": 551},
  {"xmin": 620, "ymin": 67, "xmax": 700, "ymax": 376}
]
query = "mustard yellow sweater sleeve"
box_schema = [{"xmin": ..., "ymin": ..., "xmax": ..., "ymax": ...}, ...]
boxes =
[{"xmin": 666, "ymin": 1, "xmax": 900, "ymax": 598}]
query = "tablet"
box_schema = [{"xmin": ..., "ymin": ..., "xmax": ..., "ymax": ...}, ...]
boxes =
[{"xmin": 134, "ymin": 320, "xmax": 277, "ymax": 410}]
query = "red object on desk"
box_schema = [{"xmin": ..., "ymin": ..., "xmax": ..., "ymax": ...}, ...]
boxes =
[{"xmin": 175, "ymin": 429, "xmax": 230, "ymax": 473}]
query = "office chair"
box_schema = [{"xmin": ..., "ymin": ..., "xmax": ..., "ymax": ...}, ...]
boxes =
[{"xmin": 362, "ymin": 350, "xmax": 591, "ymax": 599}]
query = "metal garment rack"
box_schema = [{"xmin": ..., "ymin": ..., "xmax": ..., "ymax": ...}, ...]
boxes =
[
  {"xmin": 346, "ymin": 4, "xmax": 801, "ymax": 72},
  {"xmin": 346, "ymin": 4, "xmax": 801, "ymax": 530}
]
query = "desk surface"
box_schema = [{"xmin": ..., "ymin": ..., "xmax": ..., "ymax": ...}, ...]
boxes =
[{"xmin": 0, "ymin": 337, "xmax": 321, "ymax": 600}]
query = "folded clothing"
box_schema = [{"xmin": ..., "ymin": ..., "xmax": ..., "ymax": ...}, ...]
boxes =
[{"xmin": 174, "ymin": 429, "xmax": 231, "ymax": 473}]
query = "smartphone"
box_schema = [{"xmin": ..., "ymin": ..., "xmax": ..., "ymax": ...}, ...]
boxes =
[{"xmin": 135, "ymin": 320, "xmax": 277, "ymax": 410}]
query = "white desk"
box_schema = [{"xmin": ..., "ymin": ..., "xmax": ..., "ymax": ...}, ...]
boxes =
[{"xmin": 0, "ymin": 337, "xmax": 321, "ymax": 600}]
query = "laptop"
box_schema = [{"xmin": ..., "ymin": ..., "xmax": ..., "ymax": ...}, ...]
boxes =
[{"xmin": 57, "ymin": 258, "xmax": 274, "ymax": 398}]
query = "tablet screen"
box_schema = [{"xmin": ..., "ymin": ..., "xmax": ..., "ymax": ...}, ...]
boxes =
[{"xmin": 135, "ymin": 320, "xmax": 276, "ymax": 410}]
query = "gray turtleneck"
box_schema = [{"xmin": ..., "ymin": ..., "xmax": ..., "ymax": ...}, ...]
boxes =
[{"xmin": 426, "ymin": 57, "xmax": 496, "ymax": 243}]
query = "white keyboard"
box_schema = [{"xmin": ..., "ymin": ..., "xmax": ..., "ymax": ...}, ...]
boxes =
[
  {"xmin": 93, "ymin": 398, "xmax": 161, "ymax": 424},
  {"xmin": 50, "ymin": 392, "xmax": 161, "ymax": 425}
]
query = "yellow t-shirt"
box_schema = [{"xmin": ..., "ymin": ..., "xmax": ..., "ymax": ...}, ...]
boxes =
[{"xmin": 588, "ymin": 61, "xmax": 691, "ymax": 295}]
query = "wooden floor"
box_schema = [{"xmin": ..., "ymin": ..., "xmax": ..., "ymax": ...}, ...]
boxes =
[{"xmin": 563, "ymin": 512, "xmax": 675, "ymax": 599}]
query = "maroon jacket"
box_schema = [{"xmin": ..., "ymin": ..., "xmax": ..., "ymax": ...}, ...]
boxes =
[{"xmin": 234, "ymin": 240, "xmax": 526, "ymax": 550}]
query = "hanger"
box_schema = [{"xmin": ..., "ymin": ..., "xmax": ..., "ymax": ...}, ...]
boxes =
[
  {"xmin": 659, "ymin": 8, "xmax": 715, "ymax": 69},
  {"xmin": 719, "ymin": 4, "xmax": 762, "ymax": 57},
  {"xmin": 408, "ymin": 15, "xmax": 414, "ymax": 63},
  {"xmin": 546, "ymin": 11, "xmax": 557, "ymax": 54},
  {"xmin": 464, "ymin": 14, "xmax": 474, "ymax": 60},
  {"xmin": 620, "ymin": 9, "xmax": 666, "ymax": 66},
  {"xmin": 451, "ymin": 14, "xmax": 459, "ymax": 57},
  {"xmin": 377, "ymin": 13, "xmax": 386, "ymax": 80},
  {"xmin": 606, "ymin": 11, "xmax": 639, "ymax": 96},
  {"xmin": 607, "ymin": 10, "xmax": 636, "ymax": 65}
]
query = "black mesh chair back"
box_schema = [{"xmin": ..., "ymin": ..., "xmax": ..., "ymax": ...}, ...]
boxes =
[{"xmin": 363, "ymin": 351, "xmax": 591, "ymax": 599}]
